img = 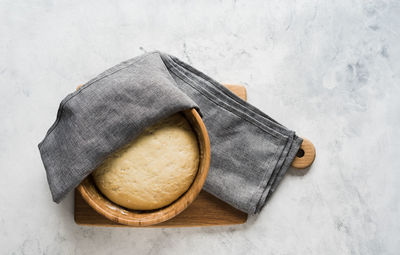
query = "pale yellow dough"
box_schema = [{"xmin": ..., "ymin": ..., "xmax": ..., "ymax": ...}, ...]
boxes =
[{"xmin": 92, "ymin": 113, "xmax": 199, "ymax": 210}]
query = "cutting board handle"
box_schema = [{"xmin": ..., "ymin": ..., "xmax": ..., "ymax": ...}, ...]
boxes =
[{"xmin": 291, "ymin": 138, "xmax": 316, "ymax": 169}]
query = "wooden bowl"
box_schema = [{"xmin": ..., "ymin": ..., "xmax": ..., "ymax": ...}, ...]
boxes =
[{"xmin": 77, "ymin": 108, "xmax": 210, "ymax": 227}]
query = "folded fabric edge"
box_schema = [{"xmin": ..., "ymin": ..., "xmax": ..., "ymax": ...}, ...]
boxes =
[
  {"xmin": 159, "ymin": 51, "xmax": 304, "ymax": 214},
  {"xmin": 254, "ymin": 134, "xmax": 303, "ymax": 214},
  {"xmin": 158, "ymin": 52, "xmax": 294, "ymax": 138}
]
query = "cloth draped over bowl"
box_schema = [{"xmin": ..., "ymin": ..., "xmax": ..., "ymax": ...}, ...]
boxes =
[{"xmin": 38, "ymin": 52, "xmax": 302, "ymax": 214}]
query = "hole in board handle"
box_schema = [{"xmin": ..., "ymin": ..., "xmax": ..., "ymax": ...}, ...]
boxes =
[{"xmin": 296, "ymin": 148, "xmax": 305, "ymax": 158}]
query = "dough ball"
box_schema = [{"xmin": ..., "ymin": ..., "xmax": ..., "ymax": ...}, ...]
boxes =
[{"xmin": 93, "ymin": 113, "xmax": 199, "ymax": 210}]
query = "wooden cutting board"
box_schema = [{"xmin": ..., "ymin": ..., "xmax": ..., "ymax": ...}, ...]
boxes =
[{"xmin": 74, "ymin": 84, "xmax": 248, "ymax": 227}]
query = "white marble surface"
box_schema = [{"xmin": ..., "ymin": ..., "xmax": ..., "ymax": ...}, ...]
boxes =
[{"xmin": 1, "ymin": 0, "xmax": 400, "ymax": 254}]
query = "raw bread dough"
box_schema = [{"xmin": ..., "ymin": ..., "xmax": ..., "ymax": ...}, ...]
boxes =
[{"xmin": 93, "ymin": 113, "xmax": 199, "ymax": 210}]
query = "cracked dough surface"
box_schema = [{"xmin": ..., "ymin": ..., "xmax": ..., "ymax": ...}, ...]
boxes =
[{"xmin": 92, "ymin": 113, "xmax": 199, "ymax": 210}]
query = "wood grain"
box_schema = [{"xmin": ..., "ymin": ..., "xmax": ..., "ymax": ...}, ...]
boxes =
[{"xmin": 75, "ymin": 189, "xmax": 247, "ymax": 227}]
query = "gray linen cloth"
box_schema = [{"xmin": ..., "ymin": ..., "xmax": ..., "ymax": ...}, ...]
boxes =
[{"xmin": 38, "ymin": 51, "xmax": 302, "ymax": 214}]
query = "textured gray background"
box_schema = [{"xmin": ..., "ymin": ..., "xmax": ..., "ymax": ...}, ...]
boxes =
[{"xmin": 1, "ymin": 0, "xmax": 399, "ymax": 254}]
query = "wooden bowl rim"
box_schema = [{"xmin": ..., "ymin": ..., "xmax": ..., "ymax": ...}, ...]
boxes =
[{"xmin": 77, "ymin": 108, "xmax": 210, "ymax": 227}]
